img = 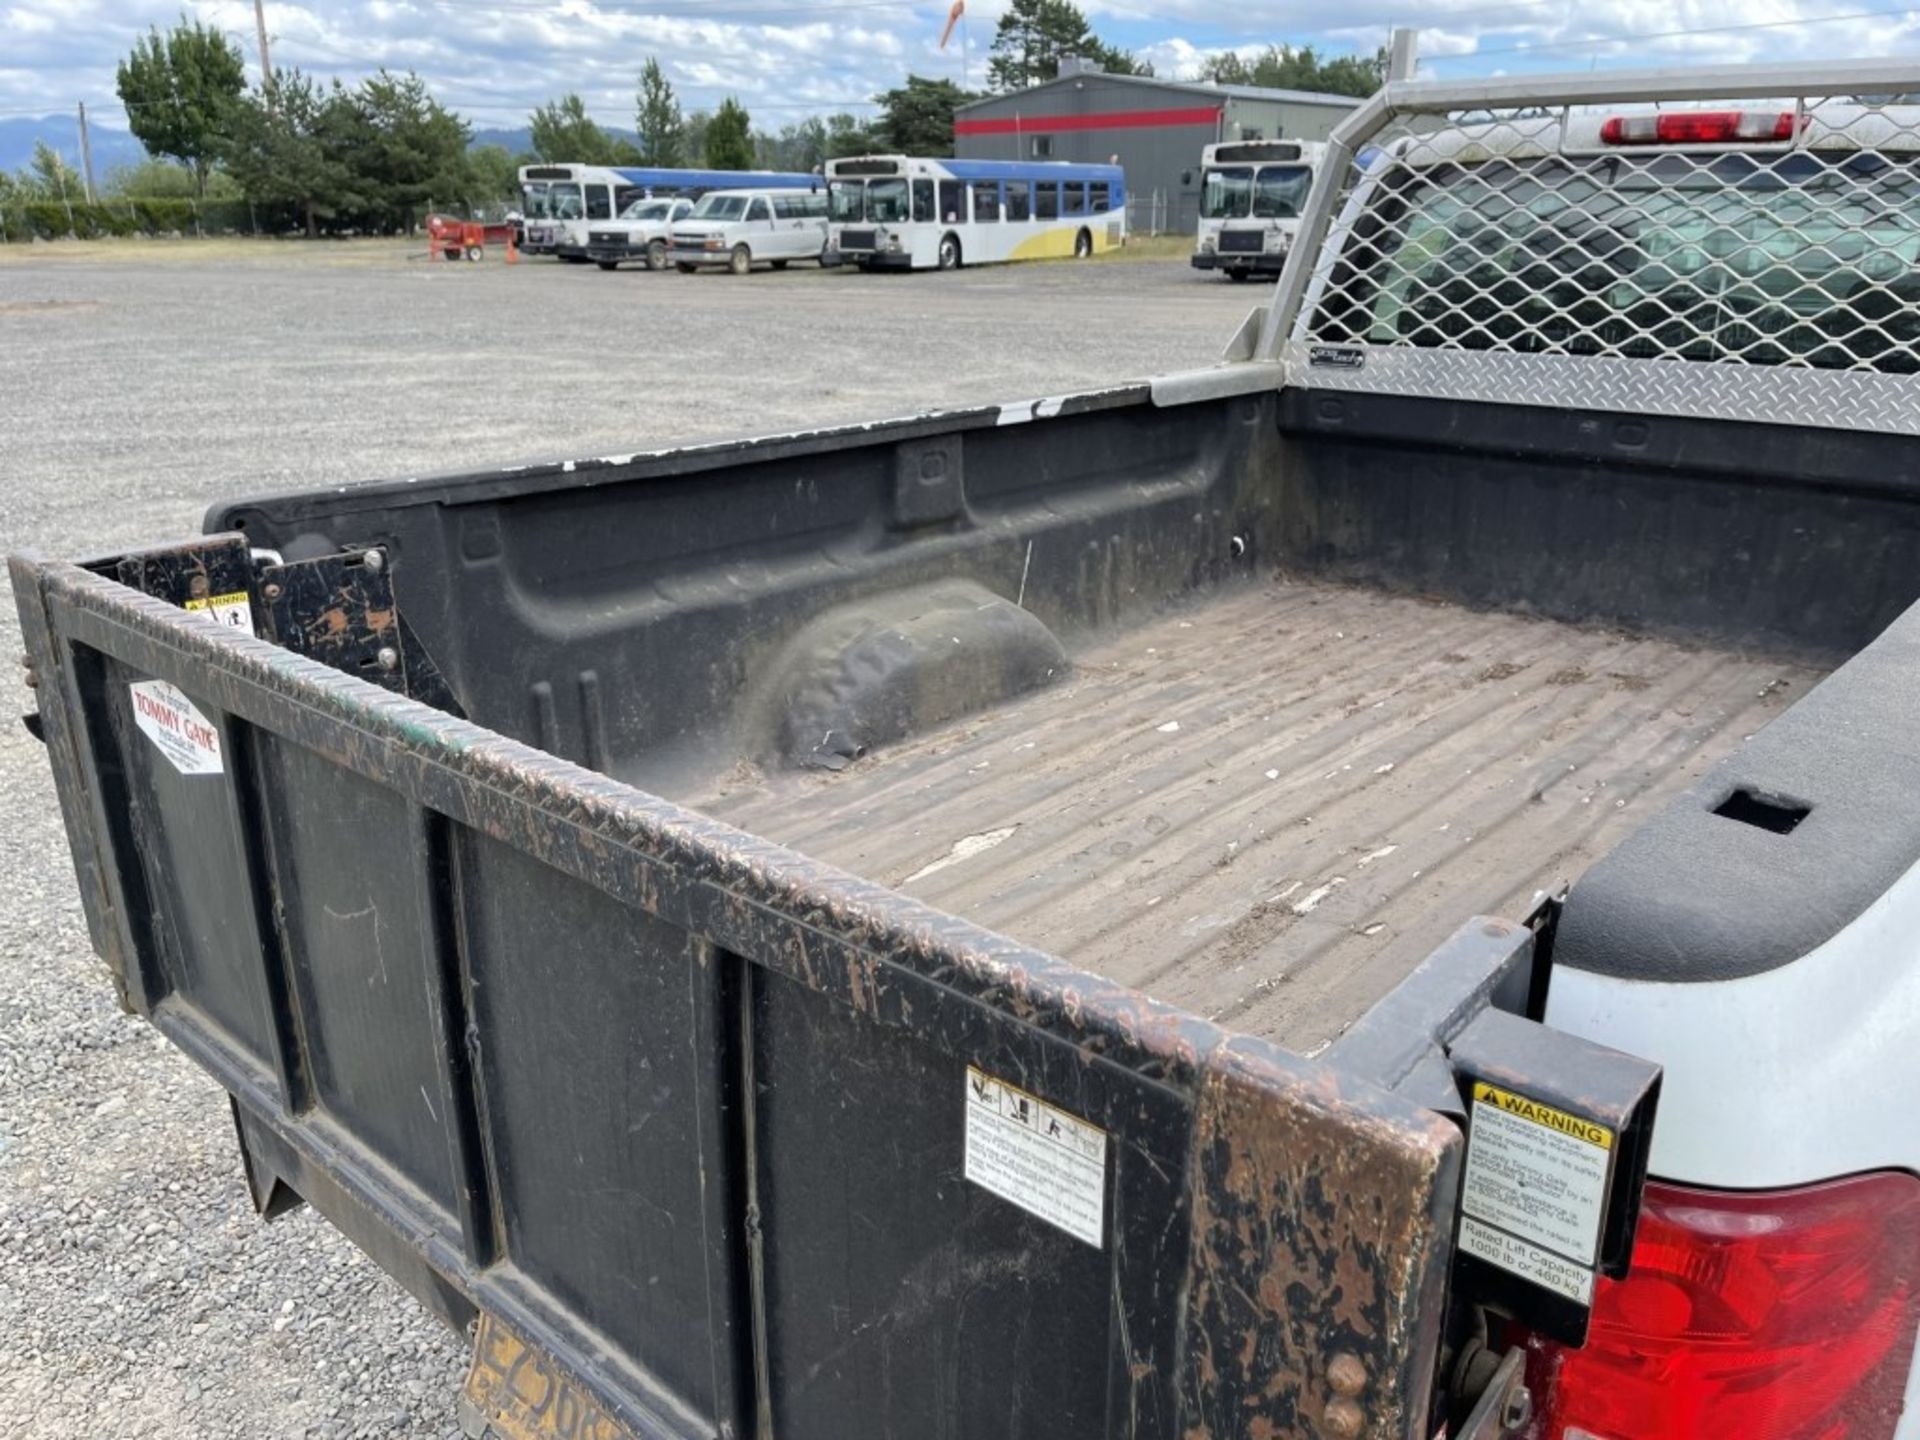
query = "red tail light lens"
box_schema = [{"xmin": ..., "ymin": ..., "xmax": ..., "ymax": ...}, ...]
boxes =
[
  {"xmin": 1522, "ymin": 1172, "xmax": 1920, "ymax": 1440},
  {"xmin": 1599, "ymin": 110, "xmax": 1798, "ymax": 145}
]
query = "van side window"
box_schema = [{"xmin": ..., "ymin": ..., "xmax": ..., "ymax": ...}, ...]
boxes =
[
  {"xmin": 912, "ymin": 179, "xmax": 935, "ymax": 223},
  {"xmin": 586, "ymin": 185, "xmax": 612, "ymax": 220},
  {"xmin": 771, "ymin": 196, "xmax": 794, "ymax": 219},
  {"xmin": 1064, "ymin": 182, "xmax": 1086, "ymax": 216},
  {"xmin": 1035, "ymin": 183, "xmax": 1059, "ymax": 220},
  {"xmin": 1089, "ymin": 182, "xmax": 1110, "ymax": 214},
  {"xmin": 806, "ymin": 193, "xmax": 828, "ymax": 218},
  {"xmin": 972, "ymin": 181, "xmax": 1001, "ymax": 222},
  {"xmin": 1006, "ymin": 181, "xmax": 1031, "ymax": 222},
  {"xmin": 939, "ymin": 179, "xmax": 964, "ymax": 223},
  {"xmin": 747, "ymin": 198, "xmax": 771, "ymax": 222}
]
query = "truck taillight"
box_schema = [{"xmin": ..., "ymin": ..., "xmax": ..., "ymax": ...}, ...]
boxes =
[
  {"xmin": 1598, "ymin": 110, "xmax": 1797, "ymax": 145},
  {"xmin": 1519, "ymin": 1172, "xmax": 1920, "ymax": 1440}
]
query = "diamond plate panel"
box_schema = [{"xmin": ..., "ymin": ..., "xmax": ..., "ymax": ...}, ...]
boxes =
[{"xmin": 1280, "ymin": 343, "xmax": 1920, "ymax": 434}]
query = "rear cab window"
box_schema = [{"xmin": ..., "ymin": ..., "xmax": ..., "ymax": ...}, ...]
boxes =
[{"xmin": 1324, "ymin": 141, "xmax": 1920, "ymax": 372}]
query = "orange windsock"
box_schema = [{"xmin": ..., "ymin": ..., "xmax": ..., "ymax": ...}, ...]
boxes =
[{"xmin": 939, "ymin": 0, "xmax": 964, "ymax": 49}]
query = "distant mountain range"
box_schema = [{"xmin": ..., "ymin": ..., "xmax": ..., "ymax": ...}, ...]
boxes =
[
  {"xmin": 2, "ymin": 116, "xmax": 635, "ymax": 178},
  {"xmin": 1, "ymin": 115, "xmax": 150, "ymax": 180}
]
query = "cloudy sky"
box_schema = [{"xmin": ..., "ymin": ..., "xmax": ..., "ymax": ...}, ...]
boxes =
[{"xmin": 3, "ymin": 0, "xmax": 1918, "ymax": 134}]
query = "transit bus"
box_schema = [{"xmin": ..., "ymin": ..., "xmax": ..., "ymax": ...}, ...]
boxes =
[
  {"xmin": 1190, "ymin": 140, "xmax": 1327, "ymax": 282},
  {"xmin": 825, "ymin": 156, "xmax": 1126, "ymax": 271},
  {"xmin": 518, "ymin": 164, "xmax": 821, "ymax": 261}
]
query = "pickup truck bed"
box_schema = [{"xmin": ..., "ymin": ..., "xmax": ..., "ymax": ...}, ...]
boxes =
[{"xmin": 704, "ymin": 578, "xmax": 1820, "ymax": 1052}]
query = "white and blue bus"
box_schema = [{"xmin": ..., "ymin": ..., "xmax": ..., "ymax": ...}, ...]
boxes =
[
  {"xmin": 518, "ymin": 164, "xmax": 821, "ymax": 261},
  {"xmin": 825, "ymin": 156, "xmax": 1126, "ymax": 271}
]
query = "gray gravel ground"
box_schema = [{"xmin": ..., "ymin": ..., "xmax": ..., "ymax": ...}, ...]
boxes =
[{"xmin": 0, "ymin": 239, "xmax": 1255, "ymax": 1438}]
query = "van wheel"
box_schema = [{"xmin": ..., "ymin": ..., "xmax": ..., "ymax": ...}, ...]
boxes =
[
  {"xmin": 675, "ymin": 262, "xmax": 697, "ymax": 274},
  {"xmin": 1073, "ymin": 228, "xmax": 1092, "ymax": 259},
  {"xmin": 771, "ymin": 259, "xmax": 789, "ymax": 270},
  {"xmin": 596, "ymin": 260, "xmax": 618, "ymax": 271},
  {"xmin": 938, "ymin": 233, "xmax": 961, "ymax": 270},
  {"xmin": 646, "ymin": 239, "xmax": 668, "ymax": 271},
  {"xmin": 728, "ymin": 245, "xmax": 752, "ymax": 276}
]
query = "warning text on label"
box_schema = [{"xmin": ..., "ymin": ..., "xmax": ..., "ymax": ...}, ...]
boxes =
[
  {"xmin": 1463, "ymin": 1088, "xmax": 1612, "ymax": 1266},
  {"xmin": 184, "ymin": 591, "xmax": 255, "ymax": 634},
  {"xmin": 963, "ymin": 1066, "xmax": 1107, "ymax": 1248}
]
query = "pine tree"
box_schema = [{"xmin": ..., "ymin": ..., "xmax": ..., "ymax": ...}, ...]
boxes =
[
  {"xmin": 114, "ymin": 18, "xmax": 247, "ymax": 195},
  {"xmin": 635, "ymin": 59, "xmax": 685, "ymax": 167},
  {"xmin": 705, "ymin": 98, "xmax": 754, "ymax": 170},
  {"xmin": 986, "ymin": 0, "xmax": 1146, "ymax": 90},
  {"xmin": 529, "ymin": 94, "xmax": 616, "ymax": 165},
  {"xmin": 875, "ymin": 76, "xmax": 977, "ymax": 156}
]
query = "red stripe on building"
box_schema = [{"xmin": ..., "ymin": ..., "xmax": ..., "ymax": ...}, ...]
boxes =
[{"xmin": 953, "ymin": 105, "xmax": 1222, "ymax": 137}]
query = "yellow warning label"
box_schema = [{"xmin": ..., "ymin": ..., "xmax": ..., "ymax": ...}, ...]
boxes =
[
  {"xmin": 183, "ymin": 591, "xmax": 248, "ymax": 612},
  {"xmin": 1472, "ymin": 1082, "xmax": 1612, "ymax": 1150}
]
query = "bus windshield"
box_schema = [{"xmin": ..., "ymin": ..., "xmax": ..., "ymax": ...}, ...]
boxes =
[
  {"xmin": 868, "ymin": 178, "xmax": 909, "ymax": 223},
  {"xmin": 692, "ymin": 194, "xmax": 750, "ymax": 221},
  {"xmin": 522, "ymin": 185, "xmax": 550, "ymax": 219},
  {"xmin": 829, "ymin": 180, "xmax": 865, "ymax": 222},
  {"xmin": 1203, "ymin": 167, "xmax": 1253, "ymax": 220},
  {"xmin": 1254, "ymin": 165, "xmax": 1313, "ymax": 219},
  {"xmin": 547, "ymin": 183, "xmax": 583, "ymax": 221},
  {"xmin": 620, "ymin": 198, "xmax": 675, "ymax": 221}
]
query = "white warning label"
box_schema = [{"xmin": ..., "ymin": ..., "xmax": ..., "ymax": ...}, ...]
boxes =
[
  {"xmin": 183, "ymin": 591, "xmax": 254, "ymax": 634},
  {"xmin": 1462, "ymin": 1082, "xmax": 1612, "ymax": 1266},
  {"xmin": 129, "ymin": 680, "xmax": 224, "ymax": 776},
  {"xmin": 963, "ymin": 1066, "xmax": 1107, "ymax": 1248},
  {"xmin": 1458, "ymin": 1216, "xmax": 1595, "ymax": 1305}
]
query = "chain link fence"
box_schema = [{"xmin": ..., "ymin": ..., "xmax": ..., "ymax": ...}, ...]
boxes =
[{"xmin": 0, "ymin": 197, "xmax": 262, "ymax": 243}]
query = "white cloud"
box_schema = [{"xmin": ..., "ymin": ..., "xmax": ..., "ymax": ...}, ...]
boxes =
[{"xmin": 3, "ymin": 0, "xmax": 1919, "ymax": 135}]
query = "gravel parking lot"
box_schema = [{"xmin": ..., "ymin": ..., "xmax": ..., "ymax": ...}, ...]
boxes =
[{"xmin": 0, "ymin": 239, "xmax": 1255, "ymax": 1439}]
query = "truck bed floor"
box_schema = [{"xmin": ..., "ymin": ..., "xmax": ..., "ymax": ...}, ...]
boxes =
[{"xmin": 703, "ymin": 580, "xmax": 1824, "ymax": 1055}]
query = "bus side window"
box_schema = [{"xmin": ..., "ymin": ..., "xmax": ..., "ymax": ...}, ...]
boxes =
[
  {"xmin": 1065, "ymin": 182, "xmax": 1086, "ymax": 216},
  {"xmin": 912, "ymin": 179, "xmax": 935, "ymax": 223},
  {"xmin": 587, "ymin": 185, "xmax": 612, "ymax": 220},
  {"xmin": 1035, "ymin": 183, "xmax": 1059, "ymax": 220},
  {"xmin": 939, "ymin": 179, "xmax": 963, "ymax": 223},
  {"xmin": 1089, "ymin": 182, "xmax": 1110, "ymax": 214},
  {"xmin": 1006, "ymin": 181, "xmax": 1031, "ymax": 222},
  {"xmin": 973, "ymin": 181, "xmax": 1001, "ymax": 222}
]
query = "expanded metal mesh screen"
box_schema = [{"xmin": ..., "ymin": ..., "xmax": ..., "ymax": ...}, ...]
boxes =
[{"xmin": 1299, "ymin": 95, "xmax": 1920, "ymax": 374}]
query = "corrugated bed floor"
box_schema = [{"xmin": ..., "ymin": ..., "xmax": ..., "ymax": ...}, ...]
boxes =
[{"xmin": 702, "ymin": 580, "xmax": 1825, "ymax": 1056}]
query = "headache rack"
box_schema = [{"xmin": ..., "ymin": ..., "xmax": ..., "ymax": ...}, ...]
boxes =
[{"xmin": 1257, "ymin": 59, "xmax": 1920, "ymax": 436}]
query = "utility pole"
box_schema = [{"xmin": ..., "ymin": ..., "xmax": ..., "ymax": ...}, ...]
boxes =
[
  {"xmin": 1387, "ymin": 27, "xmax": 1418, "ymax": 83},
  {"xmin": 76, "ymin": 102, "xmax": 97, "ymax": 204},
  {"xmin": 253, "ymin": 0, "xmax": 276, "ymax": 107}
]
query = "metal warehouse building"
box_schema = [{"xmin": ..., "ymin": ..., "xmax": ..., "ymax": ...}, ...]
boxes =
[{"xmin": 953, "ymin": 62, "xmax": 1362, "ymax": 234}]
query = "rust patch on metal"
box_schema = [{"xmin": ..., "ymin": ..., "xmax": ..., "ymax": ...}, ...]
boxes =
[
  {"xmin": 1180, "ymin": 1039, "xmax": 1459, "ymax": 1440},
  {"xmin": 462, "ymin": 1312, "xmax": 641, "ymax": 1440}
]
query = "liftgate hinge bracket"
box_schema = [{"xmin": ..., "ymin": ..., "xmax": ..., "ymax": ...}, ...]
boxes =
[{"xmin": 1445, "ymin": 1005, "xmax": 1662, "ymax": 1349}]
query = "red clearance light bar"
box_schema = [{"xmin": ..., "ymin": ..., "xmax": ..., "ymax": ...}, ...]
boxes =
[{"xmin": 1599, "ymin": 110, "xmax": 1799, "ymax": 145}]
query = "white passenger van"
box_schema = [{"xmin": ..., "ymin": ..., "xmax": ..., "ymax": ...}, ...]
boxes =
[{"xmin": 669, "ymin": 188, "xmax": 831, "ymax": 275}]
